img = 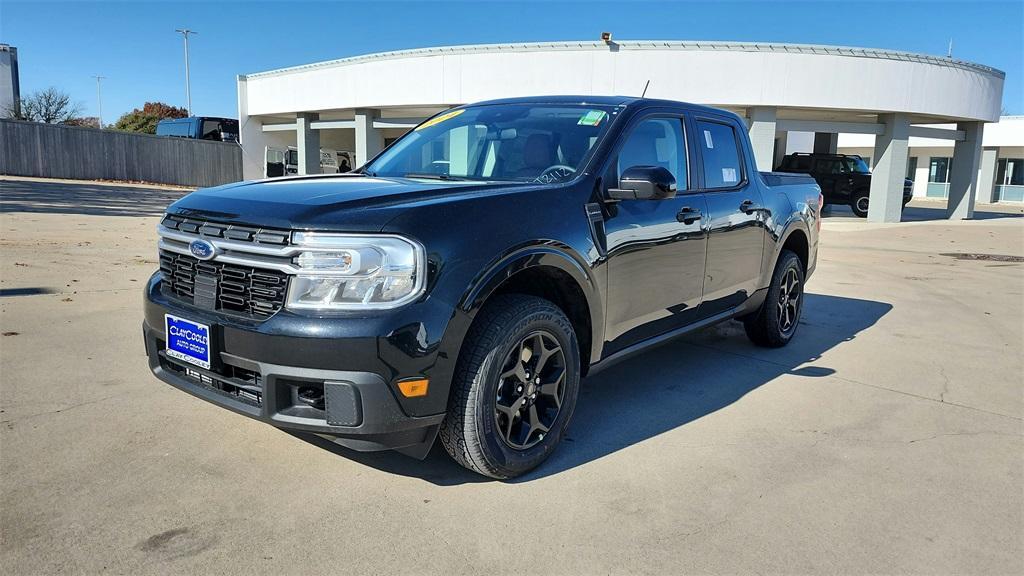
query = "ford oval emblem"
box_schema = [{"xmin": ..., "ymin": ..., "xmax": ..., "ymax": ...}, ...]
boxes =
[{"xmin": 189, "ymin": 239, "xmax": 217, "ymax": 261}]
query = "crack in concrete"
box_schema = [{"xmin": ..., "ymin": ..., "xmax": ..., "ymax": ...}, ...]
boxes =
[
  {"xmin": 790, "ymin": 429, "xmax": 1022, "ymax": 445},
  {"xmin": 0, "ymin": 392, "xmax": 134, "ymax": 426},
  {"xmin": 936, "ymin": 365, "xmax": 951, "ymax": 403}
]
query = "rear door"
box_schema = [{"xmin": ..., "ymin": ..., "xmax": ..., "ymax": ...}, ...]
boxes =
[
  {"xmin": 603, "ymin": 111, "xmax": 708, "ymax": 351},
  {"xmin": 813, "ymin": 157, "xmax": 845, "ymax": 203},
  {"xmin": 692, "ymin": 115, "xmax": 766, "ymax": 315}
]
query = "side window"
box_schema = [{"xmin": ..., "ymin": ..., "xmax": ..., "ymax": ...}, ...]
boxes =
[
  {"xmin": 616, "ymin": 118, "xmax": 687, "ymax": 189},
  {"xmin": 201, "ymin": 120, "xmax": 222, "ymax": 140},
  {"xmin": 814, "ymin": 158, "xmax": 843, "ymax": 175},
  {"xmin": 697, "ymin": 120, "xmax": 744, "ymax": 188}
]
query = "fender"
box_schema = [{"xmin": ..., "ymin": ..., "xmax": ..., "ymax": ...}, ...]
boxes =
[
  {"xmin": 761, "ymin": 215, "xmax": 813, "ymax": 288},
  {"xmin": 459, "ymin": 241, "xmax": 605, "ymax": 366}
]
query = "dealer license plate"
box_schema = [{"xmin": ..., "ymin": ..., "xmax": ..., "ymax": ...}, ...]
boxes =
[{"xmin": 165, "ymin": 314, "xmax": 211, "ymax": 370}]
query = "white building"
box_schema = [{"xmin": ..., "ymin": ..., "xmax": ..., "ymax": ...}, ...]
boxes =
[
  {"xmin": 236, "ymin": 40, "xmax": 1006, "ymax": 222},
  {"xmin": 837, "ymin": 116, "xmax": 1023, "ymax": 203}
]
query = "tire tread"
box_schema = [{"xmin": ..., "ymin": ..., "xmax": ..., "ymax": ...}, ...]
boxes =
[{"xmin": 439, "ymin": 294, "xmax": 576, "ymax": 479}]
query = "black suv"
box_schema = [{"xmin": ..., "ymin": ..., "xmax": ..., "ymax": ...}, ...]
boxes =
[
  {"xmin": 777, "ymin": 153, "xmax": 912, "ymax": 217},
  {"xmin": 144, "ymin": 96, "xmax": 821, "ymax": 478}
]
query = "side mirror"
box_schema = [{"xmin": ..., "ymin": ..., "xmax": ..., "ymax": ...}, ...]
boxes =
[{"xmin": 607, "ymin": 166, "xmax": 677, "ymax": 200}]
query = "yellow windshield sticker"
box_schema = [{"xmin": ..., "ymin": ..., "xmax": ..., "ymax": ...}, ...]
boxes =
[{"xmin": 415, "ymin": 109, "xmax": 465, "ymax": 131}]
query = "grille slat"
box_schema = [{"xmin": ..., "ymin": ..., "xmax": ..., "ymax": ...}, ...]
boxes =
[
  {"xmin": 160, "ymin": 249, "xmax": 288, "ymax": 318},
  {"xmin": 158, "ymin": 215, "xmax": 293, "ymax": 319}
]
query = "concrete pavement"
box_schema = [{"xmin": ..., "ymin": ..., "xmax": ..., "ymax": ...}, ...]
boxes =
[{"xmin": 1, "ymin": 180, "xmax": 1021, "ymax": 575}]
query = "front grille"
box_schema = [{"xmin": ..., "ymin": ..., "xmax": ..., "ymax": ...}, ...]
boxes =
[{"xmin": 159, "ymin": 250, "xmax": 288, "ymax": 318}]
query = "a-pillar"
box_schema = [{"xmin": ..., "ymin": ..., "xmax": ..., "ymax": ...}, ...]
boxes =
[
  {"xmin": 947, "ymin": 122, "xmax": 985, "ymax": 219},
  {"xmin": 296, "ymin": 112, "xmax": 320, "ymax": 175},
  {"xmin": 355, "ymin": 109, "xmax": 384, "ymax": 167},
  {"xmin": 746, "ymin": 106, "xmax": 777, "ymax": 171},
  {"xmin": 867, "ymin": 113, "xmax": 910, "ymax": 223}
]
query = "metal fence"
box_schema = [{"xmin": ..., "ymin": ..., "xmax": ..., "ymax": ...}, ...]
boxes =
[{"xmin": 0, "ymin": 118, "xmax": 242, "ymax": 187}]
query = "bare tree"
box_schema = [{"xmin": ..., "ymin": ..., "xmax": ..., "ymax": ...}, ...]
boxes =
[{"xmin": 7, "ymin": 87, "xmax": 85, "ymax": 124}]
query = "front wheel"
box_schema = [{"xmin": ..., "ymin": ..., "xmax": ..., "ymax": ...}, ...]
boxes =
[
  {"xmin": 744, "ymin": 250, "xmax": 805, "ymax": 348},
  {"xmin": 439, "ymin": 295, "xmax": 580, "ymax": 479}
]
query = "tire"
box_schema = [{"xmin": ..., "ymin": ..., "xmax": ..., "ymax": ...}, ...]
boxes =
[
  {"xmin": 850, "ymin": 190, "xmax": 870, "ymax": 218},
  {"xmin": 439, "ymin": 294, "xmax": 580, "ymax": 479},
  {"xmin": 744, "ymin": 250, "xmax": 805, "ymax": 348}
]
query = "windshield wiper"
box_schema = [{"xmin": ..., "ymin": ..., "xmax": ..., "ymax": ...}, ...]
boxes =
[{"xmin": 403, "ymin": 172, "xmax": 473, "ymax": 181}]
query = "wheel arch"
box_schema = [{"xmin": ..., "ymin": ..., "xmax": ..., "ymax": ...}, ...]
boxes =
[
  {"xmin": 780, "ymin": 226, "xmax": 810, "ymax": 273},
  {"xmin": 764, "ymin": 219, "xmax": 811, "ymax": 287},
  {"xmin": 459, "ymin": 244, "xmax": 602, "ymax": 375}
]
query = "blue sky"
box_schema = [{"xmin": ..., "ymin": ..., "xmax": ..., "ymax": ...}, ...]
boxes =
[{"xmin": 2, "ymin": 0, "xmax": 1021, "ymax": 122}]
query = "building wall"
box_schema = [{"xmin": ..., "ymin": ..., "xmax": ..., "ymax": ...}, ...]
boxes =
[
  {"xmin": 237, "ymin": 42, "xmax": 1006, "ymax": 182},
  {"xmin": 242, "ymin": 42, "xmax": 1004, "ymax": 122},
  {"xmin": 837, "ymin": 117, "xmax": 1024, "ymax": 202}
]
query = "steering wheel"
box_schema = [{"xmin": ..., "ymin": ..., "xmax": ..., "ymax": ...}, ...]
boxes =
[{"xmin": 534, "ymin": 164, "xmax": 576, "ymax": 183}]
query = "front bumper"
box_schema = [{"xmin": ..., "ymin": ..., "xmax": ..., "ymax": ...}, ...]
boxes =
[{"xmin": 142, "ymin": 274, "xmax": 449, "ymax": 457}]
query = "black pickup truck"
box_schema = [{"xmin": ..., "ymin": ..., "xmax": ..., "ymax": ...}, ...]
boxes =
[
  {"xmin": 777, "ymin": 152, "xmax": 913, "ymax": 217},
  {"xmin": 144, "ymin": 96, "xmax": 822, "ymax": 478}
]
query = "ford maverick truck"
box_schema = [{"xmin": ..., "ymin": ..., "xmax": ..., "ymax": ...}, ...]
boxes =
[{"xmin": 143, "ymin": 96, "xmax": 822, "ymax": 479}]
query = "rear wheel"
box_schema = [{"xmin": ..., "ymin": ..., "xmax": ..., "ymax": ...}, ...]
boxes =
[
  {"xmin": 439, "ymin": 295, "xmax": 580, "ymax": 479},
  {"xmin": 851, "ymin": 190, "xmax": 870, "ymax": 218},
  {"xmin": 744, "ymin": 250, "xmax": 804, "ymax": 348}
]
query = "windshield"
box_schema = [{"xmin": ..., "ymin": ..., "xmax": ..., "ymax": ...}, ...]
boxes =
[
  {"xmin": 844, "ymin": 156, "xmax": 871, "ymax": 174},
  {"xmin": 364, "ymin": 104, "xmax": 621, "ymax": 183}
]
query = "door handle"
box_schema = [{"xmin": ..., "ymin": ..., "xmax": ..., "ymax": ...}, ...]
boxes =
[
  {"xmin": 739, "ymin": 199, "xmax": 765, "ymax": 214},
  {"xmin": 676, "ymin": 207, "xmax": 702, "ymax": 224}
]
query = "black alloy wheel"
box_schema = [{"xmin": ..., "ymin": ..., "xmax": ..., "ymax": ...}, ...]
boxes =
[
  {"xmin": 440, "ymin": 294, "xmax": 580, "ymax": 479},
  {"xmin": 776, "ymin": 266, "xmax": 802, "ymax": 335},
  {"xmin": 743, "ymin": 249, "xmax": 805, "ymax": 348},
  {"xmin": 494, "ymin": 330, "xmax": 566, "ymax": 450}
]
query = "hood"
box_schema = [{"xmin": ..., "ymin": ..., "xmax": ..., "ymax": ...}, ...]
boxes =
[{"xmin": 167, "ymin": 175, "xmax": 522, "ymax": 231}]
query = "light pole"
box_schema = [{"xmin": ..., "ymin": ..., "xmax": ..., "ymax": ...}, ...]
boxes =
[
  {"xmin": 92, "ymin": 75, "xmax": 106, "ymax": 128},
  {"xmin": 174, "ymin": 29, "xmax": 197, "ymax": 116}
]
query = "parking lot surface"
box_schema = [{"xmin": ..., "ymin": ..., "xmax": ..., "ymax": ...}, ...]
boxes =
[{"xmin": 1, "ymin": 178, "xmax": 1022, "ymax": 575}]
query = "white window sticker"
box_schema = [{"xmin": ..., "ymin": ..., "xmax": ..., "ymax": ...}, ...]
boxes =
[
  {"xmin": 703, "ymin": 130, "xmax": 714, "ymax": 149},
  {"xmin": 722, "ymin": 168, "xmax": 738, "ymax": 183}
]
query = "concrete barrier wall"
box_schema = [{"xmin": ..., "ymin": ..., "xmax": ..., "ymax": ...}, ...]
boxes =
[{"xmin": 0, "ymin": 119, "xmax": 242, "ymax": 187}]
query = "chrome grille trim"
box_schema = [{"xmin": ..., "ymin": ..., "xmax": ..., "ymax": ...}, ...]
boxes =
[{"xmin": 158, "ymin": 222, "xmax": 410, "ymax": 277}]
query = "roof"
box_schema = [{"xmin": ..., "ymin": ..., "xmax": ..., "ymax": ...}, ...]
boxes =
[
  {"xmin": 465, "ymin": 95, "xmax": 737, "ymax": 117},
  {"xmin": 469, "ymin": 95, "xmax": 637, "ymax": 106},
  {"xmin": 243, "ymin": 40, "xmax": 1005, "ymax": 80}
]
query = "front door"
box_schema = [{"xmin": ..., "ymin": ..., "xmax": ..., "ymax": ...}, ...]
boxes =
[
  {"xmin": 604, "ymin": 115, "xmax": 708, "ymax": 352},
  {"xmin": 693, "ymin": 117, "xmax": 766, "ymax": 315}
]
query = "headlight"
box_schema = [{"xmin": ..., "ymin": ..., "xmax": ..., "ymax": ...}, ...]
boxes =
[{"xmin": 285, "ymin": 232, "xmax": 426, "ymax": 311}]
